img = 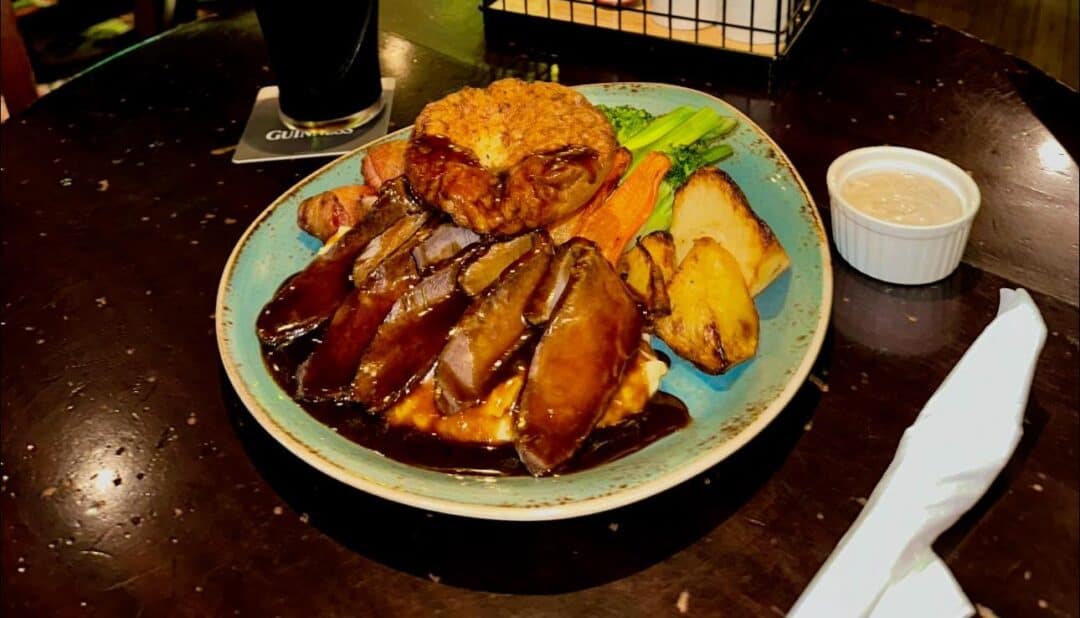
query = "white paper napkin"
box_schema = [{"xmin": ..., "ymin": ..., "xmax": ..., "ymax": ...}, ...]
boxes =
[{"xmin": 789, "ymin": 288, "xmax": 1048, "ymax": 618}]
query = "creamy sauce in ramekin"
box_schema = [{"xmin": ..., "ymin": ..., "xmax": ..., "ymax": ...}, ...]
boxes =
[{"xmin": 840, "ymin": 170, "xmax": 964, "ymax": 226}]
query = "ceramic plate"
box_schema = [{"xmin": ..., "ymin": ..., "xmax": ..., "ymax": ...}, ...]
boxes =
[{"xmin": 216, "ymin": 83, "xmax": 832, "ymax": 521}]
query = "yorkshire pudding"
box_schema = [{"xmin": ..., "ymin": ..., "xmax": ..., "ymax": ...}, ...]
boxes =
[{"xmin": 404, "ymin": 79, "xmax": 618, "ymax": 235}]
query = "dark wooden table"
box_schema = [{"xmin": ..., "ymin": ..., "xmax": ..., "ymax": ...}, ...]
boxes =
[{"xmin": 2, "ymin": 3, "xmax": 1077, "ymax": 616}]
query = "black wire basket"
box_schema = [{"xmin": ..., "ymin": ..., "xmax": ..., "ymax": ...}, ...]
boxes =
[{"xmin": 482, "ymin": 0, "xmax": 824, "ymax": 83}]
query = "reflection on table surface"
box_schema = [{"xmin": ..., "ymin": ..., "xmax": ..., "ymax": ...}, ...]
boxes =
[{"xmin": 0, "ymin": 2, "xmax": 1077, "ymax": 617}]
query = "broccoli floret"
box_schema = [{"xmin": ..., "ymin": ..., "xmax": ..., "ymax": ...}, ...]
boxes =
[
  {"xmin": 597, "ymin": 104, "xmax": 738, "ymax": 240},
  {"xmin": 665, "ymin": 141, "xmax": 734, "ymax": 188},
  {"xmin": 597, "ymin": 104, "xmax": 655, "ymax": 144},
  {"xmin": 665, "ymin": 143, "xmax": 706, "ymax": 188}
]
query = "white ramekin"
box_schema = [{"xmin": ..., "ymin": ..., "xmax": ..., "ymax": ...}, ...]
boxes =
[{"xmin": 826, "ymin": 146, "xmax": 980, "ymax": 285}]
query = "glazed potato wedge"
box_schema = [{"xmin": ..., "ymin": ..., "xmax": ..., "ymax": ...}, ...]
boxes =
[
  {"xmin": 669, "ymin": 168, "xmax": 789, "ymax": 296},
  {"xmin": 617, "ymin": 244, "xmax": 653, "ymax": 303},
  {"xmin": 654, "ymin": 237, "xmax": 759, "ymax": 374},
  {"xmin": 617, "ymin": 242, "xmax": 670, "ymax": 317},
  {"xmin": 638, "ymin": 231, "xmax": 676, "ymax": 285}
]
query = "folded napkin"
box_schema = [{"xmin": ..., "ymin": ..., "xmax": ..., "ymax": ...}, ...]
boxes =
[{"xmin": 790, "ymin": 288, "xmax": 1048, "ymax": 618}]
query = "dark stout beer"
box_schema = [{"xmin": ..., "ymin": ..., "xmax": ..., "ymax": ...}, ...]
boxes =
[{"xmin": 255, "ymin": 1, "xmax": 383, "ymax": 132}]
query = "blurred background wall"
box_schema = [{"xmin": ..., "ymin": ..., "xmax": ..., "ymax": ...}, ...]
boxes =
[{"xmin": 877, "ymin": 0, "xmax": 1077, "ymax": 89}]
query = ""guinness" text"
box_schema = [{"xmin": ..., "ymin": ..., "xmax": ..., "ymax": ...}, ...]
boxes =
[{"xmin": 265, "ymin": 128, "xmax": 355, "ymax": 141}]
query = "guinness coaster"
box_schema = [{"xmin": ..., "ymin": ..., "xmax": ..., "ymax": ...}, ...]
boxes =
[{"xmin": 232, "ymin": 77, "xmax": 395, "ymax": 164}]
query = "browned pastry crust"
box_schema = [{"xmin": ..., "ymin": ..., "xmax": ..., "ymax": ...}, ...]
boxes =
[{"xmin": 405, "ymin": 79, "xmax": 617, "ymax": 235}]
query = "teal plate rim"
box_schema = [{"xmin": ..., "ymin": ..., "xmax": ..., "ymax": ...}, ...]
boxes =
[{"xmin": 215, "ymin": 82, "xmax": 833, "ymax": 521}]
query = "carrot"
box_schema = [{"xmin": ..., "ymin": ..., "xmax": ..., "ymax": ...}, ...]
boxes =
[
  {"xmin": 547, "ymin": 148, "xmax": 632, "ymax": 244},
  {"xmin": 575, "ymin": 151, "xmax": 671, "ymax": 264}
]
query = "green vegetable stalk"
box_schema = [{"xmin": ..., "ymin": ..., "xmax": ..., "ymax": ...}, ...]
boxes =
[
  {"xmin": 598, "ymin": 103, "xmax": 738, "ymax": 239},
  {"xmin": 622, "ymin": 107, "xmax": 695, "ymax": 154},
  {"xmin": 596, "ymin": 105, "xmax": 655, "ymax": 143},
  {"xmin": 637, "ymin": 183, "xmax": 675, "ymax": 238},
  {"xmin": 635, "ymin": 142, "xmax": 734, "ymax": 240},
  {"xmin": 699, "ymin": 117, "xmax": 738, "ymax": 143},
  {"xmin": 664, "ymin": 142, "xmax": 734, "ymax": 188}
]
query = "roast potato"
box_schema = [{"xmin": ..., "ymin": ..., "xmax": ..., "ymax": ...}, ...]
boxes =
[
  {"xmin": 668, "ymin": 168, "xmax": 789, "ymax": 296},
  {"xmin": 654, "ymin": 237, "xmax": 759, "ymax": 374},
  {"xmin": 617, "ymin": 242, "xmax": 670, "ymax": 317},
  {"xmin": 638, "ymin": 231, "xmax": 676, "ymax": 285}
]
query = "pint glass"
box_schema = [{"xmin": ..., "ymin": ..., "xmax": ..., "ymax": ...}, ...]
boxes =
[{"xmin": 255, "ymin": 1, "xmax": 384, "ymax": 132}]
